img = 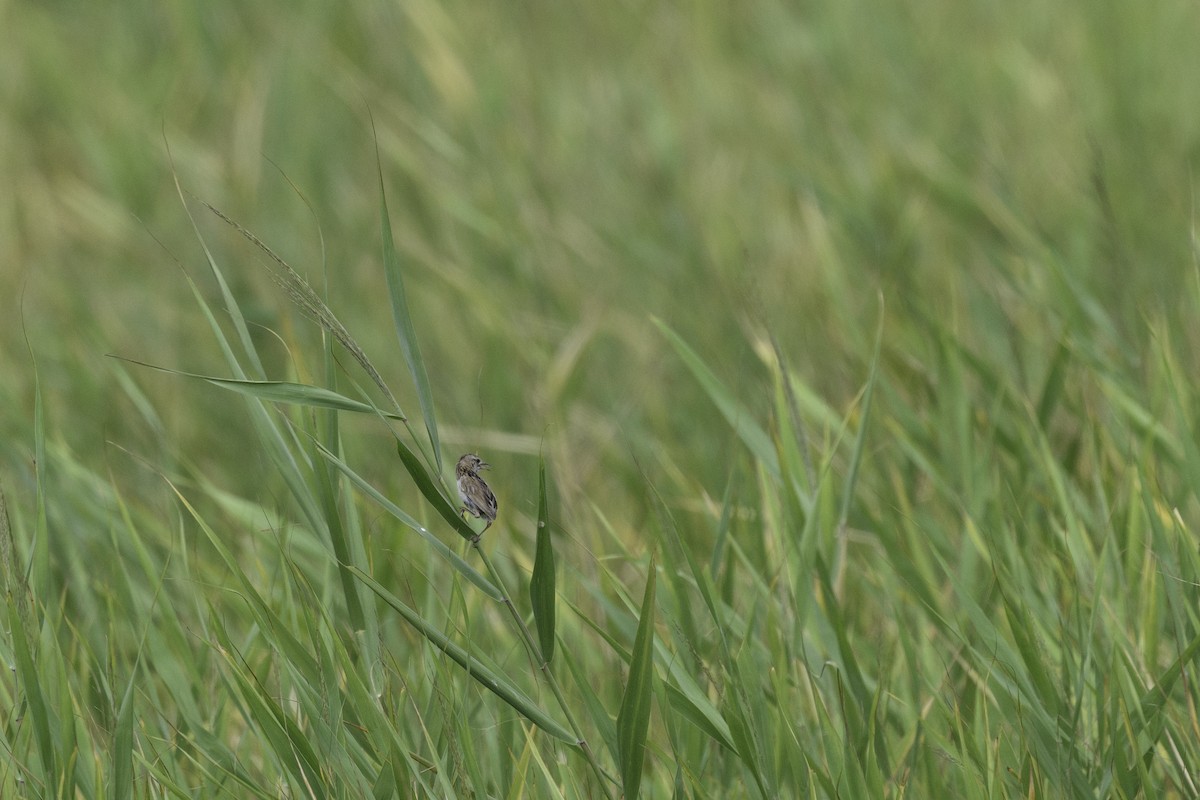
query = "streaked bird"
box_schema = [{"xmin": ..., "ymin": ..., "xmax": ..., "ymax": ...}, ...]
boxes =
[{"xmin": 456, "ymin": 453, "xmax": 498, "ymax": 543}]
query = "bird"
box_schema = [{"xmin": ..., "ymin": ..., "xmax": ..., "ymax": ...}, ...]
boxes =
[{"xmin": 456, "ymin": 453, "xmax": 498, "ymax": 543}]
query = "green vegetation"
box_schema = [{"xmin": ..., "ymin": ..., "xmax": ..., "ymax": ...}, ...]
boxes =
[{"xmin": 3, "ymin": 0, "xmax": 1200, "ymax": 797}]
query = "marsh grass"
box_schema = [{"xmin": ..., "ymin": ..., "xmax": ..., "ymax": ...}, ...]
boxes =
[{"xmin": 3, "ymin": 1, "xmax": 1200, "ymax": 798}]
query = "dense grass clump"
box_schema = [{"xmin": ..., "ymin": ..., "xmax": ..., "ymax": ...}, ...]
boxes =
[{"xmin": 3, "ymin": 1, "xmax": 1200, "ymax": 797}]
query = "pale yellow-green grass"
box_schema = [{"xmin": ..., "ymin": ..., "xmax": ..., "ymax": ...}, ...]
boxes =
[{"xmin": 2, "ymin": 0, "xmax": 1200, "ymax": 797}]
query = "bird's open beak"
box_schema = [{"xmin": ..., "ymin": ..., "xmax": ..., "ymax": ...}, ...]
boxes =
[{"xmin": 479, "ymin": 461, "xmax": 491, "ymax": 470}]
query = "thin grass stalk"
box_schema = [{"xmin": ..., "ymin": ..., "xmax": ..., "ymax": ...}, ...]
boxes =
[
  {"xmin": 470, "ymin": 541, "xmax": 620, "ymax": 800},
  {"xmin": 198, "ymin": 200, "xmax": 451, "ymax": 487}
]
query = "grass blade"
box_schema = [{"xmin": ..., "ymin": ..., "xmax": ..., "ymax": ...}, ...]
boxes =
[
  {"xmin": 653, "ymin": 318, "xmax": 780, "ymax": 479},
  {"xmin": 169, "ymin": 163, "xmax": 266, "ymax": 380},
  {"xmin": 832, "ymin": 299, "xmax": 883, "ymax": 596},
  {"xmin": 110, "ymin": 669, "xmax": 135, "ymax": 800},
  {"xmin": 649, "ymin": 485, "xmax": 774, "ymax": 796},
  {"xmin": 8, "ymin": 601, "xmax": 55, "ymax": 781},
  {"xmin": 349, "ymin": 566, "xmax": 577, "ymax": 743},
  {"xmin": 313, "ymin": 434, "xmax": 366, "ymax": 632},
  {"xmin": 377, "ymin": 149, "xmax": 441, "ymax": 474},
  {"xmin": 530, "ymin": 456, "xmax": 557, "ymax": 664},
  {"xmin": 616, "ymin": 559, "xmax": 656, "ymax": 800},
  {"xmin": 394, "ymin": 439, "xmax": 479, "ymax": 541},
  {"xmin": 113, "ymin": 358, "xmax": 405, "ymax": 418},
  {"xmin": 199, "ymin": 198, "xmax": 405, "ymax": 415},
  {"xmin": 314, "ymin": 442, "xmax": 502, "ymax": 599},
  {"xmin": 209, "ymin": 618, "xmax": 328, "ymax": 798}
]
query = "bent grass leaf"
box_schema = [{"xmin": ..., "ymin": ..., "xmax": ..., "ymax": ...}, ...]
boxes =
[
  {"xmin": 111, "ymin": 358, "xmax": 404, "ymax": 418},
  {"xmin": 169, "ymin": 163, "xmax": 266, "ymax": 379},
  {"xmin": 654, "ymin": 318, "xmax": 779, "ymax": 479},
  {"xmin": 199, "ymin": 198, "xmax": 404, "ymax": 417},
  {"xmin": 314, "ymin": 442, "xmax": 501, "ymax": 600},
  {"xmin": 394, "ymin": 439, "xmax": 479, "ymax": 541},
  {"xmin": 210, "ymin": 619, "xmax": 327, "ymax": 796},
  {"xmin": 350, "ymin": 567, "xmax": 577, "ymax": 743}
]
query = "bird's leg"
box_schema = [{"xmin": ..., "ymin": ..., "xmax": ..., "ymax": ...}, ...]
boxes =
[{"xmin": 470, "ymin": 520, "xmax": 492, "ymax": 545}]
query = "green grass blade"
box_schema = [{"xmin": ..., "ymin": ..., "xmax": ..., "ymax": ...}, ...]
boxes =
[
  {"xmin": 31, "ymin": 355, "xmax": 49, "ymax": 614},
  {"xmin": 530, "ymin": 456, "xmax": 557, "ymax": 664},
  {"xmin": 110, "ymin": 669, "xmax": 135, "ymax": 800},
  {"xmin": 0, "ymin": 486, "xmax": 31, "ymax": 644},
  {"xmin": 313, "ymin": 436, "xmax": 366, "ymax": 632},
  {"xmin": 209, "ymin": 619, "xmax": 327, "ymax": 798},
  {"xmin": 171, "ymin": 213, "xmax": 330, "ymax": 538},
  {"xmin": 8, "ymin": 602, "xmax": 56, "ymax": 780},
  {"xmin": 199, "ymin": 378, "xmax": 400, "ymax": 417},
  {"xmin": 318, "ymin": 335, "xmax": 370, "ymax": 633},
  {"xmin": 377, "ymin": 154, "xmax": 441, "ymax": 474},
  {"xmin": 169, "ymin": 164, "xmax": 266, "ymax": 380},
  {"xmin": 560, "ymin": 644, "xmax": 619, "ymax": 762},
  {"xmin": 55, "ymin": 658, "xmax": 80, "ymax": 800},
  {"xmin": 112, "ymin": 358, "xmax": 404, "ymax": 418},
  {"xmin": 394, "ymin": 438, "xmax": 479, "ymax": 541},
  {"xmin": 198, "ymin": 198, "xmax": 406, "ymax": 418},
  {"xmin": 832, "ymin": 300, "xmax": 883, "ymax": 594},
  {"xmin": 653, "ymin": 318, "xmax": 780, "ymax": 479},
  {"xmin": 616, "ymin": 559, "xmax": 656, "ymax": 800},
  {"xmin": 662, "ymin": 680, "xmax": 737, "ymax": 753},
  {"xmin": 349, "ymin": 566, "xmax": 577, "ymax": 743},
  {"xmin": 314, "ymin": 442, "xmax": 502, "ymax": 599},
  {"xmin": 646, "ymin": 484, "xmax": 771, "ymax": 794},
  {"xmin": 1035, "ymin": 337, "xmax": 1071, "ymax": 429},
  {"xmin": 1138, "ymin": 626, "xmax": 1200, "ymax": 722}
]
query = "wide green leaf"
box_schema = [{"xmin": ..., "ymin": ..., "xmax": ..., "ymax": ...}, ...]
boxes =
[
  {"xmin": 394, "ymin": 439, "xmax": 479, "ymax": 541},
  {"xmin": 530, "ymin": 456, "xmax": 557, "ymax": 664}
]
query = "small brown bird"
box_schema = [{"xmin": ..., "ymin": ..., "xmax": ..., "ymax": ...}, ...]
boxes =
[{"xmin": 456, "ymin": 453, "xmax": 498, "ymax": 543}]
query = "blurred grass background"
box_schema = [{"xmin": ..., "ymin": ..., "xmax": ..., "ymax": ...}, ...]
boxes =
[
  {"xmin": 2, "ymin": 0, "xmax": 1200, "ymax": 796},
  {"xmin": 6, "ymin": 0, "xmax": 1199, "ymax": 491}
]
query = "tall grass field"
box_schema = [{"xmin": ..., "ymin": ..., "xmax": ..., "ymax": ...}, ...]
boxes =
[{"xmin": 2, "ymin": 1, "xmax": 1200, "ymax": 797}]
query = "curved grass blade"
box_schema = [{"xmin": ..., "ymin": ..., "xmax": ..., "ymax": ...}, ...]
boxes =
[
  {"xmin": 663, "ymin": 676, "xmax": 737, "ymax": 754},
  {"xmin": 616, "ymin": 560, "xmax": 656, "ymax": 800},
  {"xmin": 376, "ymin": 146, "xmax": 441, "ymax": 474},
  {"xmin": 0, "ymin": 486, "xmax": 31, "ymax": 634},
  {"xmin": 653, "ymin": 318, "xmax": 779, "ymax": 479},
  {"xmin": 833, "ymin": 298, "xmax": 884, "ymax": 596},
  {"xmin": 199, "ymin": 198, "xmax": 405, "ymax": 419},
  {"xmin": 530, "ymin": 456, "xmax": 557, "ymax": 664},
  {"xmin": 313, "ymin": 439, "xmax": 366, "ymax": 631},
  {"xmin": 560, "ymin": 644, "xmax": 619, "ymax": 762},
  {"xmin": 1137, "ymin": 627, "xmax": 1200, "ymax": 744},
  {"xmin": 350, "ymin": 567, "xmax": 577, "ymax": 743},
  {"xmin": 210, "ymin": 618, "xmax": 327, "ymax": 797},
  {"xmin": 110, "ymin": 358, "xmax": 404, "ymax": 418},
  {"xmin": 315, "ymin": 442, "xmax": 501, "ymax": 600},
  {"xmin": 647, "ymin": 488, "xmax": 772, "ymax": 795},
  {"xmin": 394, "ymin": 439, "xmax": 479, "ymax": 541},
  {"xmin": 168, "ymin": 159, "xmax": 266, "ymax": 380}
]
